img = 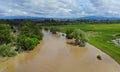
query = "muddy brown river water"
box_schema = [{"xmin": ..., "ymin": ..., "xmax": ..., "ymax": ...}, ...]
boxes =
[{"xmin": 0, "ymin": 30, "xmax": 120, "ymax": 72}]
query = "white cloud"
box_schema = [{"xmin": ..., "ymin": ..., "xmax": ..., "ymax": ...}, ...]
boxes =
[{"xmin": 0, "ymin": 0, "xmax": 120, "ymax": 18}]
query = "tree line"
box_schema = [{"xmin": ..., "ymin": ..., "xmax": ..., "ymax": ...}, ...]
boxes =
[
  {"xmin": 0, "ymin": 19, "xmax": 120, "ymax": 26},
  {"xmin": 0, "ymin": 20, "xmax": 43, "ymax": 57}
]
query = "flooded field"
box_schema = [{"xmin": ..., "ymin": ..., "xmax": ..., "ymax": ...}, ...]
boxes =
[{"xmin": 0, "ymin": 30, "xmax": 120, "ymax": 72}]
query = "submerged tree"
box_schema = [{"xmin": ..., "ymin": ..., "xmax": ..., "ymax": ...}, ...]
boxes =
[
  {"xmin": 65, "ymin": 29, "xmax": 74, "ymax": 39},
  {"xmin": 16, "ymin": 20, "xmax": 43, "ymax": 52},
  {"xmin": 97, "ymin": 55, "xmax": 102, "ymax": 60},
  {"xmin": 70, "ymin": 29, "xmax": 87, "ymax": 47},
  {"xmin": 0, "ymin": 44, "xmax": 16, "ymax": 57},
  {"xmin": 50, "ymin": 27, "xmax": 60, "ymax": 34}
]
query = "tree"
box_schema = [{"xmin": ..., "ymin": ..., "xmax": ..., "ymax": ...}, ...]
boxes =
[
  {"xmin": 65, "ymin": 29, "xmax": 74, "ymax": 39},
  {"xmin": 0, "ymin": 44, "xmax": 16, "ymax": 57},
  {"xmin": 16, "ymin": 21, "xmax": 43, "ymax": 51},
  {"xmin": 50, "ymin": 27, "xmax": 60, "ymax": 34},
  {"xmin": 0, "ymin": 24, "xmax": 13, "ymax": 45},
  {"xmin": 71, "ymin": 29, "xmax": 87, "ymax": 47},
  {"xmin": 17, "ymin": 35, "xmax": 39, "ymax": 51}
]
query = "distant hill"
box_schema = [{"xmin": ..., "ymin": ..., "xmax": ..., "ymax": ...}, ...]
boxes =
[
  {"xmin": 0, "ymin": 16, "xmax": 48, "ymax": 20},
  {"xmin": 0, "ymin": 16, "xmax": 120, "ymax": 20},
  {"xmin": 80, "ymin": 16, "xmax": 120, "ymax": 20}
]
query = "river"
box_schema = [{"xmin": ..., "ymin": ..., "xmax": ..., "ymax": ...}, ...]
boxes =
[{"xmin": 0, "ymin": 30, "xmax": 120, "ymax": 72}]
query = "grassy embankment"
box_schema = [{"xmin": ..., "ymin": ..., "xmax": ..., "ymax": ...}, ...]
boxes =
[{"xmin": 56, "ymin": 24, "xmax": 120, "ymax": 64}]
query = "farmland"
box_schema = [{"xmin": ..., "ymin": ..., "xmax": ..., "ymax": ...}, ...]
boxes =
[{"xmin": 56, "ymin": 24, "xmax": 120, "ymax": 64}]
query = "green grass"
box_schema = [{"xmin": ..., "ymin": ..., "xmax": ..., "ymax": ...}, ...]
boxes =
[{"xmin": 57, "ymin": 24, "xmax": 120, "ymax": 64}]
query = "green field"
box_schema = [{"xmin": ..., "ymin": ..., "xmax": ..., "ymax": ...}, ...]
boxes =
[{"xmin": 58, "ymin": 24, "xmax": 120, "ymax": 64}]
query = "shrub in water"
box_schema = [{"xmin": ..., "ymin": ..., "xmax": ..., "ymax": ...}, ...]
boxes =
[
  {"xmin": 0, "ymin": 44, "xmax": 16, "ymax": 57},
  {"xmin": 97, "ymin": 55, "xmax": 102, "ymax": 60},
  {"xmin": 65, "ymin": 29, "xmax": 74, "ymax": 39},
  {"xmin": 78, "ymin": 41, "xmax": 86, "ymax": 47},
  {"xmin": 17, "ymin": 36, "xmax": 39, "ymax": 51},
  {"xmin": 44, "ymin": 27, "xmax": 49, "ymax": 31},
  {"xmin": 70, "ymin": 29, "xmax": 87, "ymax": 47},
  {"xmin": 50, "ymin": 27, "xmax": 60, "ymax": 34}
]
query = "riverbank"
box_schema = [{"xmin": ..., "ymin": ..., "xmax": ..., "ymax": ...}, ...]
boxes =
[
  {"xmin": 55, "ymin": 24, "xmax": 120, "ymax": 64},
  {"xmin": 0, "ymin": 30, "xmax": 120, "ymax": 72},
  {"xmin": 0, "ymin": 40, "xmax": 43, "ymax": 72},
  {"xmin": 67, "ymin": 39, "xmax": 120, "ymax": 71}
]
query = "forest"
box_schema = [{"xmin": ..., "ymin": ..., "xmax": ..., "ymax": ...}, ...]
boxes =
[{"xmin": 0, "ymin": 19, "xmax": 43, "ymax": 57}]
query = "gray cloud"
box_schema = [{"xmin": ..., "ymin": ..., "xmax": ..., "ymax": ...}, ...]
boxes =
[{"xmin": 0, "ymin": 0, "xmax": 120, "ymax": 18}]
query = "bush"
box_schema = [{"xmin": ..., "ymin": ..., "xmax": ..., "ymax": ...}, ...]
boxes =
[
  {"xmin": 23, "ymin": 37, "xmax": 39, "ymax": 50},
  {"xmin": 116, "ymin": 33, "xmax": 120, "ymax": 38},
  {"xmin": 0, "ymin": 24, "xmax": 13, "ymax": 45},
  {"xmin": 38, "ymin": 30, "xmax": 43, "ymax": 40},
  {"xmin": 0, "ymin": 44, "xmax": 16, "ymax": 57},
  {"xmin": 65, "ymin": 29, "xmax": 74, "ymax": 39},
  {"xmin": 16, "ymin": 47, "xmax": 24, "ymax": 53},
  {"xmin": 44, "ymin": 27, "xmax": 49, "ymax": 31},
  {"xmin": 17, "ymin": 35, "xmax": 39, "ymax": 51},
  {"xmin": 78, "ymin": 41, "xmax": 86, "ymax": 47},
  {"xmin": 16, "ymin": 20, "xmax": 43, "ymax": 52},
  {"xmin": 97, "ymin": 55, "xmax": 102, "ymax": 60},
  {"xmin": 20, "ymin": 26, "xmax": 43, "ymax": 40},
  {"xmin": 70, "ymin": 29, "xmax": 87, "ymax": 47},
  {"xmin": 50, "ymin": 27, "xmax": 60, "ymax": 34}
]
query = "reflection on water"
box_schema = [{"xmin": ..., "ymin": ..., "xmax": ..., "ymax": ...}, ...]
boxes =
[{"xmin": 0, "ymin": 30, "xmax": 120, "ymax": 72}]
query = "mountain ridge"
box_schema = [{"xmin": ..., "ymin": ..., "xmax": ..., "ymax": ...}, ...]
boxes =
[{"xmin": 0, "ymin": 16, "xmax": 120, "ymax": 20}]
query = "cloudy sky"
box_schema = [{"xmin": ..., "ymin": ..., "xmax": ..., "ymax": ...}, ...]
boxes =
[{"xmin": 0, "ymin": 0, "xmax": 120, "ymax": 18}]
